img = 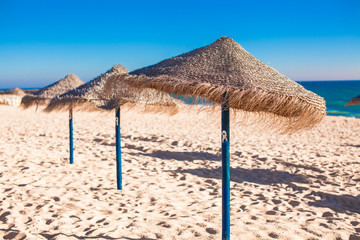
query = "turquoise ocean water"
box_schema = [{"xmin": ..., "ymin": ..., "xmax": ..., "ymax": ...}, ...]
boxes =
[
  {"xmin": 2, "ymin": 80, "xmax": 360, "ymax": 118},
  {"xmin": 178, "ymin": 80, "xmax": 360, "ymax": 118},
  {"xmin": 298, "ymin": 80, "xmax": 360, "ymax": 118}
]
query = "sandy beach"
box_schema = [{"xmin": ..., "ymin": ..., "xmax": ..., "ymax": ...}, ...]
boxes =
[{"xmin": 0, "ymin": 104, "xmax": 359, "ymax": 239}]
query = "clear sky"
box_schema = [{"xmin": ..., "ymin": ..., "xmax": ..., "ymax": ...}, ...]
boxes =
[{"xmin": 0, "ymin": 0, "xmax": 359, "ymax": 88}]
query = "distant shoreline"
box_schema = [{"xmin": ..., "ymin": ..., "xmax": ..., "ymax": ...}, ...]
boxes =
[
  {"xmin": 0, "ymin": 88, "xmax": 40, "ymax": 91},
  {"xmin": 1, "ymin": 80, "xmax": 359, "ymax": 118},
  {"xmin": 296, "ymin": 79, "xmax": 360, "ymax": 83},
  {"xmin": 1, "ymin": 80, "xmax": 360, "ymax": 91},
  {"xmin": 0, "ymin": 88, "xmax": 38, "ymax": 94}
]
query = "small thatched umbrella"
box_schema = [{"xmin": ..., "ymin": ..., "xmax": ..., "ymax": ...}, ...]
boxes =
[
  {"xmin": 46, "ymin": 64, "xmax": 179, "ymax": 113},
  {"xmin": 45, "ymin": 65, "xmax": 128, "ymax": 169},
  {"xmin": 3, "ymin": 88, "xmax": 27, "ymax": 96},
  {"xmin": 345, "ymin": 95, "xmax": 360, "ymax": 107},
  {"xmin": 114, "ymin": 37, "xmax": 326, "ymax": 238},
  {"xmin": 21, "ymin": 73, "xmax": 84, "ymax": 109},
  {"xmin": 21, "ymin": 73, "xmax": 84, "ymax": 168},
  {"xmin": 45, "ymin": 65, "xmax": 129, "ymax": 112},
  {"xmin": 45, "ymin": 65, "xmax": 180, "ymax": 190}
]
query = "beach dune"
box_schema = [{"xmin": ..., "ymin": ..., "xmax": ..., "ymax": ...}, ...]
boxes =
[{"xmin": 0, "ymin": 105, "xmax": 359, "ymax": 239}]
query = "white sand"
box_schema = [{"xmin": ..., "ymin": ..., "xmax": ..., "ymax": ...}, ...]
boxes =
[{"xmin": 0, "ymin": 104, "xmax": 359, "ymax": 240}]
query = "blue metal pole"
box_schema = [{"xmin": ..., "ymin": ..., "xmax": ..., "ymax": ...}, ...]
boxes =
[
  {"xmin": 115, "ymin": 107, "xmax": 122, "ymax": 190},
  {"xmin": 69, "ymin": 109, "xmax": 74, "ymax": 164},
  {"xmin": 221, "ymin": 93, "xmax": 230, "ymax": 240}
]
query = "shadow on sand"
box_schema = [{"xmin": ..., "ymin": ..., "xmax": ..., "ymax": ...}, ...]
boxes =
[
  {"xmin": 179, "ymin": 167, "xmax": 312, "ymax": 185},
  {"xmin": 342, "ymin": 144, "xmax": 360, "ymax": 148},
  {"xmin": 179, "ymin": 167, "xmax": 360, "ymax": 214},
  {"xmin": 273, "ymin": 159, "xmax": 325, "ymax": 173},
  {"xmin": 307, "ymin": 191, "xmax": 360, "ymax": 214},
  {"xmin": 129, "ymin": 149, "xmax": 220, "ymax": 161}
]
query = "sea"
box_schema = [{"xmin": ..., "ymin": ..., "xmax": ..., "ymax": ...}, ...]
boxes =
[
  {"xmin": 1, "ymin": 80, "xmax": 360, "ymax": 118},
  {"xmin": 297, "ymin": 80, "xmax": 360, "ymax": 118},
  {"xmin": 179, "ymin": 80, "xmax": 360, "ymax": 118}
]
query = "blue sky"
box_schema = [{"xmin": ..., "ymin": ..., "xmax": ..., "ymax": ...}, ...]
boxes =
[{"xmin": 0, "ymin": 0, "xmax": 359, "ymax": 88}]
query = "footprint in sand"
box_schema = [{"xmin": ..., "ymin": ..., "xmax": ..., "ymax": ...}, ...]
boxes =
[
  {"xmin": 96, "ymin": 218, "xmax": 106, "ymax": 223},
  {"xmin": 351, "ymin": 221, "xmax": 359, "ymax": 226},
  {"xmin": 349, "ymin": 235, "xmax": 360, "ymax": 240},
  {"xmin": 160, "ymin": 211, "xmax": 170, "ymax": 216},
  {"xmin": 155, "ymin": 233, "xmax": 163, "ymax": 239},
  {"xmin": 272, "ymin": 199, "xmax": 282, "ymax": 204},
  {"xmin": 206, "ymin": 227, "xmax": 217, "ymax": 234},
  {"xmin": 3, "ymin": 232, "xmax": 26, "ymax": 240},
  {"xmin": 204, "ymin": 179, "xmax": 217, "ymax": 186},
  {"xmin": 268, "ymin": 232, "xmax": 280, "ymax": 238},
  {"xmin": 266, "ymin": 210, "xmax": 277, "ymax": 215},
  {"xmin": 157, "ymin": 221, "xmax": 171, "ymax": 228},
  {"xmin": 288, "ymin": 200, "xmax": 300, "ymax": 207},
  {"xmin": 192, "ymin": 230, "xmax": 201, "ymax": 237},
  {"xmin": 46, "ymin": 219, "xmax": 53, "ymax": 225},
  {"xmin": 0, "ymin": 211, "xmax": 11, "ymax": 223}
]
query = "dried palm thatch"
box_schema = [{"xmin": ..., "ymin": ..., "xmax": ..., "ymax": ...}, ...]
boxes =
[
  {"xmin": 21, "ymin": 74, "xmax": 84, "ymax": 109},
  {"xmin": 45, "ymin": 65, "xmax": 128, "ymax": 112},
  {"xmin": 2, "ymin": 88, "xmax": 26, "ymax": 96},
  {"xmin": 116, "ymin": 37, "xmax": 326, "ymax": 133},
  {"xmin": 45, "ymin": 65, "xmax": 180, "ymax": 115},
  {"xmin": 345, "ymin": 95, "xmax": 360, "ymax": 107}
]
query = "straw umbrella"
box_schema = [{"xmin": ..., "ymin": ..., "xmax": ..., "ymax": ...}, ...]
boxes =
[
  {"xmin": 114, "ymin": 37, "xmax": 326, "ymax": 239},
  {"xmin": 21, "ymin": 73, "xmax": 85, "ymax": 166},
  {"xmin": 0, "ymin": 88, "xmax": 26, "ymax": 106},
  {"xmin": 3, "ymin": 88, "xmax": 27, "ymax": 96},
  {"xmin": 21, "ymin": 73, "xmax": 84, "ymax": 109},
  {"xmin": 45, "ymin": 65, "xmax": 180, "ymax": 190},
  {"xmin": 345, "ymin": 95, "xmax": 360, "ymax": 106}
]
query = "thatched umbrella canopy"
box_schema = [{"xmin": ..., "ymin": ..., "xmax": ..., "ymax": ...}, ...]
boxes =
[
  {"xmin": 345, "ymin": 95, "xmax": 360, "ymax": 107},
  {"xmin": 3, "ymin": 88, "xmax": 27, "ymax": 96},
  {"xmin": 21, "ymin": 74, "xmax": 84, "ymax": 109},
  {"xmin": 45, "ymin": 64, "xmax": 180, "ymax": 190},
  {"xmin": 120, "ymin": 36, "xmax": 326, "ymax": 132},
  {"xmin": 44, "ymin": 65, "xmax": 128, "ymax": 112},
  {"xmin": 113, "ymin": 36, "xmax": 326, "ymax": 238},
  {"xmin": 45, "ymin": 64, "xmax": 180, "ymax": 114}
]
